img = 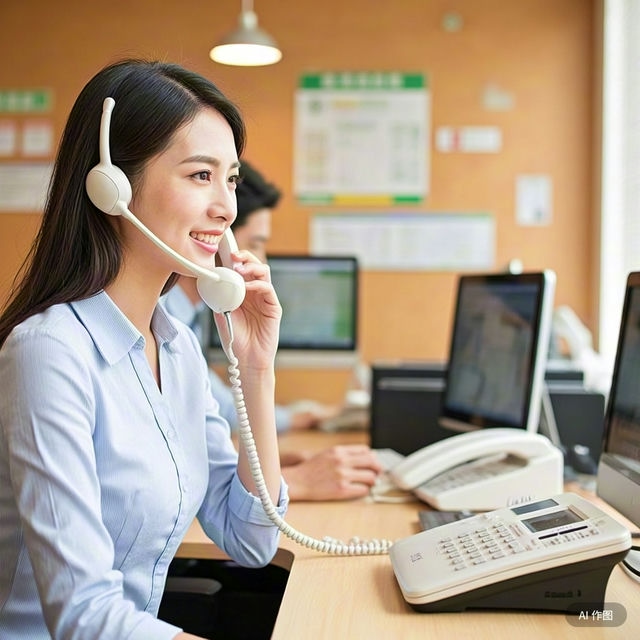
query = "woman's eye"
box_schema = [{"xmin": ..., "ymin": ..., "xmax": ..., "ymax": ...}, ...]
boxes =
[
  {"xmin": 229, "ymin": 174, "xmax": 243, "ymax": 186},
  {"xmin": 192, "ymin": 170, "xmax": 212, "ymax": 182}
]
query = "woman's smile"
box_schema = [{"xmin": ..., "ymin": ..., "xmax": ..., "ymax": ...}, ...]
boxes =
[{"xmin": 189, "ymin": 231, "xmax": 220, "ymax": 254}]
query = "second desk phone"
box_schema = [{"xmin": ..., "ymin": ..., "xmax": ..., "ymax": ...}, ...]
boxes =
[
  {"xmin": 389, "ymin": 493, "xmax": 631, "ymax": 613},
  {"xmin": 388, "ymin": 428, "xmax": 564, "ymax": 511}
]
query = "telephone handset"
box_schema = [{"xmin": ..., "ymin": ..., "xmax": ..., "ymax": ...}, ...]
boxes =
[
  {"xmin": 389, "ymin": 428, "xmax": 564, "ymax": 511},
  {"xmin": 85, "ymin": 97, "xmax": 245, "ymax": 314},
  {"xmin": 87, "ymin": 97, "xmax": 391, "ymax": 555}
]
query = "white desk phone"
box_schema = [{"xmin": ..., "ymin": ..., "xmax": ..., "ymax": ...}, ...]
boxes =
[
  {"xmin": 389, "ymin": 492, "xmax": 631, "ymax": 613},
  {"xmin": 386, "ymin": 427, "xmax": 565, "ymax": 511}
]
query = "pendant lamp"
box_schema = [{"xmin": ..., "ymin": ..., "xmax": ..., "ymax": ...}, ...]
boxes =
[{"xmin": 210, "ymin": 0, "xmax": 282, "ymax": 67}]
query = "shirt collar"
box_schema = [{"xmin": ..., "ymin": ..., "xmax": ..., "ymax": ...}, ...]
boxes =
[{"xmin": 69, "ymin": 291, "xmax": 179, "ymax": 365}]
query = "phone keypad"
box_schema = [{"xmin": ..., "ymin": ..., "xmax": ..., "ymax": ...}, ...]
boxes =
[
  {"xmin": 438, "ymin": 519, "xmax": 528, "ymax": 571},
  {"xmin": 424, "ymin": 457, "xmax": 525, "ymax": 494}
]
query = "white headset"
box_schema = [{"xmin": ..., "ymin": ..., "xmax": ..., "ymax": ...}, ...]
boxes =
[{"xmin": 85, "ymin": 97, "xmax": 245, "ymax": 314}]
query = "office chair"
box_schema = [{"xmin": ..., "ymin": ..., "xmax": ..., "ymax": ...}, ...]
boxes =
[
  {"xmin": 159, "ymin": 572, "xmax": 222, "ymax": 639},
  {"xmin": 162, "ymin": 557, "xmax": 288, "ymax": 640}
]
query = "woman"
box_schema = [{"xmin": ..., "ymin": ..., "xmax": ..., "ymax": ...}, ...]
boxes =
[{"xmin": 0, "ymin": 58, "xmax": 287, "ymax": 639}]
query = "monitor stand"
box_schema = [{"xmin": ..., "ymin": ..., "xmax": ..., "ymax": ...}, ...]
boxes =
[
  {"xmin": 538, "ymin": 384, "xmax": 599, "ymax": 479},
  {"xmin": 538, "ymin": 383, "xmax": 562, "ymax": 447}
]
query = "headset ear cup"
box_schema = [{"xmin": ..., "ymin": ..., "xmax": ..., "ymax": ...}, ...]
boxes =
[
  {"xmin": 85, "ymin": 97, "xmax": 133, "ymax": 216},
  {"xmin": 86, "ymin": 162, "xmax": 132, "ymax": 215}
]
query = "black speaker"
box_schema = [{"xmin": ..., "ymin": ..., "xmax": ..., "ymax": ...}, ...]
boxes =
[
  {"xmin": 547, "ymin": 382, "xmax": 606, "ymax": 464},
  {"xmin": 370, "ymin": 362, "xmax": 452, "ymax": 455}
]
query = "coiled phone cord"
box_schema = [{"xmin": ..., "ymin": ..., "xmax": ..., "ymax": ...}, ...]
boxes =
[{"xmin": 222, "ymin": 313, "xmax": 393, "ymax": 556}]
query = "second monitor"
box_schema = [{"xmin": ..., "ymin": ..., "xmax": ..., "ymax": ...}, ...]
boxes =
[
  {"xmin": 440, "ymin": 270, "xmax": 556, "ymax": 435},
  {"xmin": 370, "ymin": 271, "xmax": 556, "ymax": 456},
  {"xmin": 210, "ymin": 255, "xmax": 359, "ymax": 365},
  {"xmin": 267, "ymin": 254, "xmax": 358, "ymax": 352}
]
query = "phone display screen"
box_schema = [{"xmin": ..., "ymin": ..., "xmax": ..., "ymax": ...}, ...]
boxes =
[
  {"xmin": 511, "ymin": 498, "xmax": 558, "ymax": 515},
  {"xmin": 522, "ymin": 508, "xmax": 583, "ymax": 533}
]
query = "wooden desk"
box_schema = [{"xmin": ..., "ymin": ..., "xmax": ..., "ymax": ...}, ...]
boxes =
[{"xmin": 178, "ymin": 430, "xmax": 640, "ymax": 639}]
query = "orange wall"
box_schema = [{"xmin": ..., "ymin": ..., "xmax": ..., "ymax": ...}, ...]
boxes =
[{"xmin": 0, "ymin": 1, "xmax": 597, "ymax": 403}]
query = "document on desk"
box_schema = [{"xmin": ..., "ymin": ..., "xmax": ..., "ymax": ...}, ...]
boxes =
[{"xmin": 311, "ymin": 212, "xmax": 495, "ymax": 271}]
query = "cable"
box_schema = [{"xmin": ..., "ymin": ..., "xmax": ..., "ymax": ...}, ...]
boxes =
[
  {"xmin": 222, "ymin": 312, "xmax": 393, "ymax": 556},
  {"xmin": 622, "ymin": 557, "xmax": 640, "ymax": 579}
]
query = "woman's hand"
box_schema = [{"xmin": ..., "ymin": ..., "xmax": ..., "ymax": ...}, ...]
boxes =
[{"xmin": 213, "ymin": 249, "xmax": 281, "ymax": 369}]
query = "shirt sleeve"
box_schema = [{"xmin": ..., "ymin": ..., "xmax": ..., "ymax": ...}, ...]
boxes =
[{"xmin": 196, "ymin": 366, "xmax": 289, "ymax": 566}]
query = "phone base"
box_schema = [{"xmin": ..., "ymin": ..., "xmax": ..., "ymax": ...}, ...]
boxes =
[{"xmin": 404, "ymin": 550, "xmax": 628, "ymax": 614}]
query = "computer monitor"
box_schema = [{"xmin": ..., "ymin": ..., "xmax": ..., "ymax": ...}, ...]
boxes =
[
  {"xmin": 439, "ymin": 270, "xmax": 556, "ymax": 434},
  {"xmin": 209, "ymin": 255, "xmax": 359, "ymax": 362},
  {"xmin": 268, "ymin": 254, "xmax": 358, "ymax": 350},
  {"xmin": 596, "ymin": 271, "xmax": 640, "ymax": 582}
]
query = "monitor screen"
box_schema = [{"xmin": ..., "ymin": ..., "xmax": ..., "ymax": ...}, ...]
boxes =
[
  {"xmin": 597, "ymin": 271, "xmax": 640, "ymax": 581},
  {"xmin": 439, "ymin": 271, "xmax": 556, "ymax": 434},
  {"xmin": 209, "ymin": 255, "xmax": 358, "ymax": 353}
]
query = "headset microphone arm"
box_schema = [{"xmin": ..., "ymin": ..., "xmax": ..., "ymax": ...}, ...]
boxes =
[{"xmin": 114, "ymin": 201, "xmax": 220, "ymax": 282}]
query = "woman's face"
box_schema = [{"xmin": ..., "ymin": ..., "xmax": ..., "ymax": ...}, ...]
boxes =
[{"xmin": 125, "ymin": 107, "xmax": 240, "ymax": 277}]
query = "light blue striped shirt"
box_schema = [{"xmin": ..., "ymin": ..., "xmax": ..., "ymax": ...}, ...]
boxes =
[{"xmin": 0, "ymin": 291, "xmax": 288, "ymax": 639}]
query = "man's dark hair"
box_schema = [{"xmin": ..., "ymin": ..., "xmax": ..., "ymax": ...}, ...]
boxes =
[{"xmin": 235, "ymin": 160, "xmax": 282, "ymax": 228}]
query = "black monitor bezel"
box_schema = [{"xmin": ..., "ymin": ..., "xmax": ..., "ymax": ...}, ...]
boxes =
[
  {"xmin": 439, "ymin": 271, "xmax": 554, "ymax": 433},
  {"xmin": 596, "ymin": 271, "xmax": 640, "ymax": 580}
]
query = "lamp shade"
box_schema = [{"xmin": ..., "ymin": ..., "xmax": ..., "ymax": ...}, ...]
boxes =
[{"xmin": 210, "ymin": 10, "xmax": 282, "ymax": 66}]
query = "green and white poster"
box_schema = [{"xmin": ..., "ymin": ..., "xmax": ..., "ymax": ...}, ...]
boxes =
[{"xmin": 294, "ymin": 72, "xmax": 430, "ymax": 205}]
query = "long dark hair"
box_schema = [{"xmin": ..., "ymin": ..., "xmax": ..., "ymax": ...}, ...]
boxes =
[{"xmin": 0, "ymin": 58, "xmax": 245, "ymax": 347}]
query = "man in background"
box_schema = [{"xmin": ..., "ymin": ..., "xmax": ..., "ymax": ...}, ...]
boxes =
[{"xmin": 163, "ymin": 160, "xmax": 383, "ymax": 500}]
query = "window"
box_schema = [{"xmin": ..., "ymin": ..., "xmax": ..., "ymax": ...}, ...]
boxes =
[{"xmin": 600, "ymin": 0, "xmax": 640, "ymax": 364}]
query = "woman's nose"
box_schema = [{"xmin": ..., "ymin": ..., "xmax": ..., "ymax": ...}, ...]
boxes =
[{"xmin": 208, "ymin": 187, "xmax": 237, "ymax": 225}]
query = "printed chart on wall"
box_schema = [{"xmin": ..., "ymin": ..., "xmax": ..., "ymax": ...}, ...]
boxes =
[
  {"xmin": 294, "ymin": 72, "xmax": 429, "ymax": 205},
  {"xmin": 311, "ymin": 212, "xmax": 495, "ymax": 272}
]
